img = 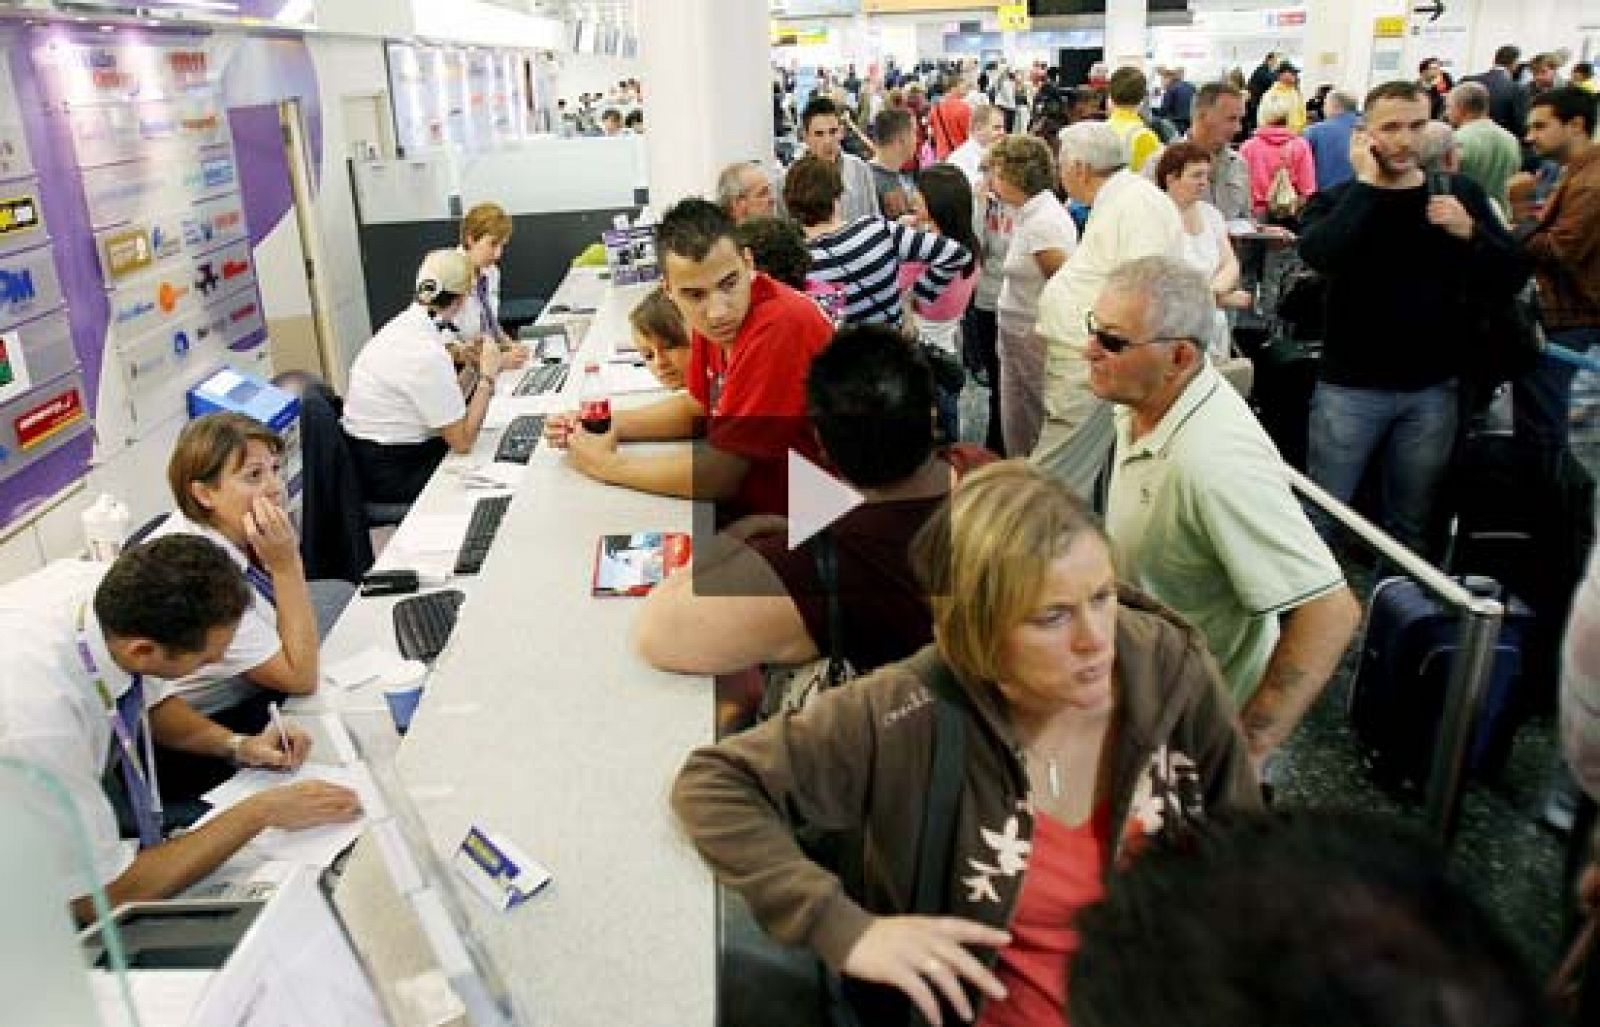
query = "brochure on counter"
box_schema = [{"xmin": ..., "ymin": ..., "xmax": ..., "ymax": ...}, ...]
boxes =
[{"xmin": 592, "ymin": 532, "xmax": 691, "ymax": 596}]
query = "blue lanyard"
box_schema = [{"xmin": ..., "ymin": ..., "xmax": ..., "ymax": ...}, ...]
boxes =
[
  {"xmin": 476, "ymin": 272, "xmax": 495, "ymax": 338},
  {"xmin": 75, "ymin": 604, "xmax": 163, "ymax": 847},
  {"xmin": 245, "ymin": 564, "xmax": 276, "ymax": 608}
]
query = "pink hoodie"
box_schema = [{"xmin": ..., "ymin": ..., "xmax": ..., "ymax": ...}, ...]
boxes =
[{"xmin": 1239, "ymin": 125, "xmax": 1317, "ymax": 215}]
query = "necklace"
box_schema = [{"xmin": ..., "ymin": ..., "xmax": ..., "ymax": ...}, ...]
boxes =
[{"xmin": 1026, "ymin": 748, "xmax": 1065, "ymax": 799}]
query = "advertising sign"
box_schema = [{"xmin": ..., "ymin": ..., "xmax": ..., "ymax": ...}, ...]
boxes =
[{"xmin": 14, "ymin": 382, "xmax": 85, "ymax": 450}]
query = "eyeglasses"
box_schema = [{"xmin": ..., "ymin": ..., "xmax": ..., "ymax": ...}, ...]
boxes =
[{"xmin": 1085, "ymin": 311, "xmax": 1192, "ymax": 354}]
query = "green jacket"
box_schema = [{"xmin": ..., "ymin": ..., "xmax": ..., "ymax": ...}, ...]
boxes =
[{"xmin": 671, "ymin": 585, "xmax": 1261, "ymax": 985}]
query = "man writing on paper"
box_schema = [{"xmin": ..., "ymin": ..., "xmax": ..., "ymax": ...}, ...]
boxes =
[
  {"xmin": 550, "ymin": 199, "xmax": 835, "ymax": 518},
  {"xmin": 0, "ymin": 536, "xmax": 360, "ymax": 923}
]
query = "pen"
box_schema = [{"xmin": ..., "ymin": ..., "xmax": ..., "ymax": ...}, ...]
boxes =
[{"xmin": 268, "ymin": 701, "xmax": 291, "ymax": 761}]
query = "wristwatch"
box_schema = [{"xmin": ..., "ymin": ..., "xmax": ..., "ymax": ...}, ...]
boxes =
[{"xmin": 226, "ymin": 733, "xmax": 247, "ymax": 765}]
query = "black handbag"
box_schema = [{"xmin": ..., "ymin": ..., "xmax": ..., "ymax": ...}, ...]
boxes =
[{"xmin": 920, "ymin": 342, "xmax": 968, "ymax": 393}]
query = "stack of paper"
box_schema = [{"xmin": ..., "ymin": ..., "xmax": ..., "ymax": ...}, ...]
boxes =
[
  {"xmin": 323, "ymin": 647, "xmax": 423, "ymax": 691},
  {"xmin": 605, "ymin": 361, "xmax": 666, "ymax": 396}
]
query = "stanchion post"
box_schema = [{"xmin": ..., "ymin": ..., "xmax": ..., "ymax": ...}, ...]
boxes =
[{"xmin": 1424, "ymin": 602, "xmax": 1504, "ymax": 841}]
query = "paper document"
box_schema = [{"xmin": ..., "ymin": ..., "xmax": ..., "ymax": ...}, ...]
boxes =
[
  {"xmin": 605, "ymin": 361, "xmax": 666, "ymax": 396},
  {"xmin": 389, "ymin": 512, "xmax": 471, "ymax": 554},
  {"xmin": 198, "ymin": 763, "xmax": 374, "ymax": 868},
  {"xmin": 324, "ymin": 647, "xmax": 415, "ymax": 690},
  {"xmin": 91, "ymin": 969, "xmax": 215, "ymax": 1027}
]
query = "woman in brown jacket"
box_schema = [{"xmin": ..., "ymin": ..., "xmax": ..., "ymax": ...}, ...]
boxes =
[{"xmin": 672, "ymin": 461, "xmax": 1260, "ymax": 1026}]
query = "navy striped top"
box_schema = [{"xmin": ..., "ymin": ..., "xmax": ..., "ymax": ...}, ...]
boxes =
[{"xmin": 805, "ymin": 217, "xmax": 973, "ymax": 328}]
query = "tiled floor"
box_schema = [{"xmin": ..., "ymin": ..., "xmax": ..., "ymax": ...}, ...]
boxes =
[{"xmin": 956, "ymin": 376, "xmax": 1600, "ymax": 977}]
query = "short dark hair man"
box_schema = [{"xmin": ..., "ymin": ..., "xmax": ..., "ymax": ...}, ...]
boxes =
[
  {"xmin": 1298, "ymin": 81, "xmax": 1526, "ymax": 556},
  {"xmin": 636, "ymin": 324, "xmax": 992, "ymax": 676},
  {"xmin": 1070, "ymin": 811, "xmax": 1544, "ymax": 1026},
  {"xmin": 0, "ymin": 536, "xmax": 361, "ymax": 922},
  {"xmin": 1145, "ymin": 82, "xmax": 1251, "ymax": 218},
  {"xmin": 1514, "ymin": 85, "xmax": 1600, "ymax": 457},
  {"xmin": 554, "ymin": 199, "xmax": 834, "ymax": 518},
  {"xmin": 868, "ymin": 107, "xmax": 920, "ymax": 218},
  {"xmin": 780, "ymin": 96, "xmax": 880, "ymax": 223}
]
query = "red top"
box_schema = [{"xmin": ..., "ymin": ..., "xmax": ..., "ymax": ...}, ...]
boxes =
[
  {"xmin": 686, "ymin": 273, "xmax": 834, "ymax": 518},
  {"xmin": 978, "ymin": 805, "xmax": 1113, "ymax": 1027},
  {"xmin": 930, "ymin": 95, "xmax": 972, "ymax": 161}
]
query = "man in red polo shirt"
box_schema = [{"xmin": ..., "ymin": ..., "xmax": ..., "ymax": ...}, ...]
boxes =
[{"xmin": 555, "ymin": 198, "xmax": 833, "ymax": 517}]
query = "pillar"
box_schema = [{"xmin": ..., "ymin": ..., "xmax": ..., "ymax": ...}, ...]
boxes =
[
  {"xmin": 639, "ymin": 0, "xmax": 771, "ymax": 209},
  {"xmin": 1104, "ymin": 0, "xmax": 1148, "ymax": 68}
]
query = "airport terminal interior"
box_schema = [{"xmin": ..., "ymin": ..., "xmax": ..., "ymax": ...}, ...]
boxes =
[{"xmin": 2, "ymin": 0, "xmax": 1600, "ymax": 1023}]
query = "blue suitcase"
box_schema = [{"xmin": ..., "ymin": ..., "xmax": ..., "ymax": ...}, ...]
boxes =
[{"xmin": 1348, "ymin": 575, "xmax": 1533, "ymax": 792}]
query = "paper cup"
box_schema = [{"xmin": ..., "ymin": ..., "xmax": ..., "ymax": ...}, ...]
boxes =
[{"xmin": 382, "ymin": 661, "xmax": 429, "ymax": 734}]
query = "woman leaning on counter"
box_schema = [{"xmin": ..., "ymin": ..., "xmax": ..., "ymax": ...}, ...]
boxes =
[{"xmin": 672, "ymin": 461, "xmax": 1259, "ymax": 1026}]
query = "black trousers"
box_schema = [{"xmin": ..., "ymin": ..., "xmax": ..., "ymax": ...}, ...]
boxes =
[
  {"xmin": 962, "ymin": 303, "xmax": 1005, "ymax": 456},
  {"xmin": 346, "ymin": 433, "xmax": 448, "ymax": 505}
]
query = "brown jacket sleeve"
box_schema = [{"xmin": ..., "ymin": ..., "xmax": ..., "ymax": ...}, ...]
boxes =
[
  {"xmin": 1178, "ymin": 639, "xmax": 1264, "ymax": 816},
  {"xmin": 670, "ymin": 675, "xmax": 891, "ymax": 969},
  {"xmin": 1523, "ymin": 178, "xmax": 1600, "ymax": 286}
]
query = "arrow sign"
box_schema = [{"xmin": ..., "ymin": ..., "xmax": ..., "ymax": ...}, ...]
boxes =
[
  {"xmin": 1413, "ymin": 0, "xmax": 1445, "ymax": 23},
  {"xmin": 786, "ymin": 449, "xmax": 864, "ymax": 551}
]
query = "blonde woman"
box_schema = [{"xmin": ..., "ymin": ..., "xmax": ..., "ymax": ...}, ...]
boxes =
[{"xmin": 673, "ymin": 461, "xmax": 1258, "ymax": 1027}]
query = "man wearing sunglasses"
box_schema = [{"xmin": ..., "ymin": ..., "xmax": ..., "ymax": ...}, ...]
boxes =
[{"xmin": 1089, "ymin": 256, "xmax": 1360, "ymax": 776}]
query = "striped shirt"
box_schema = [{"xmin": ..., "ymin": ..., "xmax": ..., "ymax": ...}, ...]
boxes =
[{"xmin": 805, "ymin": 217, "xmax": 972, "ymax": 327}]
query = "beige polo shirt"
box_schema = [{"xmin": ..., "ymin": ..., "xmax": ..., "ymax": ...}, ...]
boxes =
[{"xmin": 1105, "ymin": 362, "xmax": 1344, "ymax": 707}]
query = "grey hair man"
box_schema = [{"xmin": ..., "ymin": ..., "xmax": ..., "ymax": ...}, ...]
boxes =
[
  {"xmin": 1304, "ymin": 89, "xmax": 1361, "ymax": 190},
  {"xmin": 1032, "ymin": 121, "xmax": 1182, "ymax": 496},
  {"xmin": 1418, "ymin": 120, "xmax": 1460, "ymax": 175},
  {"xmin": 947, "ymin": 102, "xmax": 1006, "ymax": 184},
  {"xmin": 1089, "ymin": 255, "xmax": 1360, "ymax": 770},
  {"xmin": 1446, "ymin": 81, "xmax": 1522, "ymax": 217},
  {"xmin": 716, "ymin": 161, "xmax": 776, "ymax": 224}
]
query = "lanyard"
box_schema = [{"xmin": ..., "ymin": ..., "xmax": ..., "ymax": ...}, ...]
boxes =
[
  {"xmin": 476, "ymin": 272, "xmax": 496, "ymax": 338},
  {"xmin": 75, "ymin": 604, "xmax": 164, "ymax": 847},
  {"xmin": 244, "ymin": 564, "xmax": 277, "ymax": 608}
]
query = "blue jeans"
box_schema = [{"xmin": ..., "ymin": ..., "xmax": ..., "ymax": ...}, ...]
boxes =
[
  {"xmin": 1307, "ymin": 381, "xmax": 1459, "ymax": 556},
  {"xmin": 1514, "ymin": 327, "xmax": 1599, "ymax": 459}
]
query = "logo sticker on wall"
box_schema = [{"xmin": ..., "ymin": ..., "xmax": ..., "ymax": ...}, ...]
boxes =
[
  {"xmin": 0, "ymin": 195, "xmax": 41, "ymax": 238},
  {"xmin": 103, "ymin": 228, "xmax": 153, "ymax": 280},
  {"xmin": 0, "ymin": 328, "xmax": 30, "ymax": 404},
  {"xmin": 14, "ymin": 383, "xmax": 85, "ymax": 450}
]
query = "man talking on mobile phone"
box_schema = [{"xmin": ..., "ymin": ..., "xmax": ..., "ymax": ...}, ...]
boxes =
[{"xmin": 1296, "ymin": 80, "xmax": 1525, "ymax": 559}]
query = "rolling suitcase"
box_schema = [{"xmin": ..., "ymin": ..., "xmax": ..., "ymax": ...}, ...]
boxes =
[{"xmin": 1348, "ymin": 575, "xmax": 1533, "ymax": 792}]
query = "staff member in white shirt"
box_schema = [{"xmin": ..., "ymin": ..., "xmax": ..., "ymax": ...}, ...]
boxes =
[
  {"xmin": 343, "ymin": 248, "xmax": 502, "ymax": 506},
  {"xmin": 452, "ymin": 201, "xmax": 529, "ymax": 368},
  {"xmin": 0, "ymin": 536, "xmax": 360, "ymax": 923},
  {"xmin": 146, "ymin": 413, "xmax": 356, "ymax": 796}
]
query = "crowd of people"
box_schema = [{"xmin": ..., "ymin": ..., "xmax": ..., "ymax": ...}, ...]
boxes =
[
  {"xmin": 4, "ymin": 36, "xmax": 1599, "ymax": 1027},
  {"xmin": 531, "ymin": 41, "xmax": 1600, "ymax": 1025}
]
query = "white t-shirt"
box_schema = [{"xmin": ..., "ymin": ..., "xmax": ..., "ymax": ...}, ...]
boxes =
[
  {"xmin": 1176, "ymin": 200, "xmax": 1235, "ymax": 360},
  {"xmin": 947, "ymin": 138, "xmax": 985, "ymax": 184},
  {"xmin": 452, "ymin": 257, "xmax": 501, "ymax": 344},
  {"xmin": 0, "ymin": 560, "xmax": 173, "ymax": 900},
  {"xmin": 343, "ymin": 304, "xmax": 468, "ymax": 446},
  {"xmin": 145, "ymin": 513, "xmax": 280, "ymax": 715},
  {"xmin": 996, "ymin": 189, "xmax": 1078, "ymax": 335},
  {"xmin": 1035, "ymin": 170, "xmax": 1183, "ymax": 420}
]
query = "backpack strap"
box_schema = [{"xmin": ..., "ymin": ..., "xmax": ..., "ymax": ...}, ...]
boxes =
[{"xmin": 813, "ymin": 529, "xmax": 846, "ymax": 678}]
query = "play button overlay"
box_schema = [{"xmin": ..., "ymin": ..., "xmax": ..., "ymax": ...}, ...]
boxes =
[{"xmin": 787, "ymin": 449, "xmax": 864, "ymax": 550}]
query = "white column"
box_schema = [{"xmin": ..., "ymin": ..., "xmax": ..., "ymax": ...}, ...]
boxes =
[
  {"xmin": 1305, "ymin": 0, "xmax": 1408, "ymax": 95},
  {"xmin": 639, "ymin": 0, "xmax": 771, "ymax": 210},
  {"xmin": 1104, "ymin": 0, "xmax": 1148, "ymax": 68}
]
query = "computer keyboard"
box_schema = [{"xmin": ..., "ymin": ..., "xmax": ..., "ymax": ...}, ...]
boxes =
[
  {"xmin": 494, "ymin": 414, "xmax": 545, "ymax": 464},
  {"xmin": 393, "ymin": 589, "xmax": 466, "ymax": 662},
  {"xmin": 454, "ymin": 494, "xmax": 514, "ymax": 575},
  {"xmin": 513, "ymin": 361, "xmax": 569, "ymax": 397}
]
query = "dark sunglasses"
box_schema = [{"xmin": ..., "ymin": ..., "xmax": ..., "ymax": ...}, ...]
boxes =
[{"xmin": 1085, "ymin": 311, "xmax": 1193, "ymax": 354}]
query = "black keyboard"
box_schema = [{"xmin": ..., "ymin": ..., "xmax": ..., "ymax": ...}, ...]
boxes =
[
  {"xmin": 494, "ymin": 414, "xmax": 545, "ymax": 464},
  {"xmin": 393, "ymin": 589, "xmax": 465, "ymax": 662},
  {"xmin": 513, "ymin": 362, "xmax": 569, "ymax": 397},
  {"xmin": 454, "ymin": 494, "xmax": 513, "ymax": 575}
]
